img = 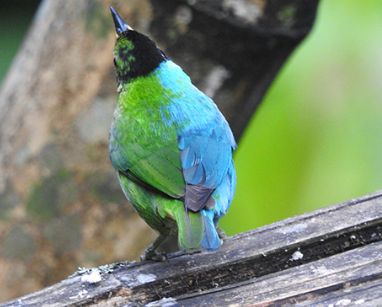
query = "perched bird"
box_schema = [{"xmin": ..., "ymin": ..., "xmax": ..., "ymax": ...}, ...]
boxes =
[{"xmin": 109, "ymin": 6, "xmax": 236, "ymax": 261}]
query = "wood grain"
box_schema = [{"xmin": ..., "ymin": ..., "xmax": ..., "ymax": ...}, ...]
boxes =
[{"xmin": 1, "ymin": 190, "xmax": 381, "ymax": 306}]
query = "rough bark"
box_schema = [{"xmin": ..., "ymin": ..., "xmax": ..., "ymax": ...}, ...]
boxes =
[{"xmin": 1, "ymin": 190, "xmax": 382, "ymax": 306}]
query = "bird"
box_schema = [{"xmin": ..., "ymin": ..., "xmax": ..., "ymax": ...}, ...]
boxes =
[{"xmin": 109, "ymin": 6, "xmax": 237, "ymax": 261}]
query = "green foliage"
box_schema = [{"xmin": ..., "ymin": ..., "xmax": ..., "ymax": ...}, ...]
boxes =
[{"xmin": 222, "ymin": 0, "xmax": 382, "ymax": 235}]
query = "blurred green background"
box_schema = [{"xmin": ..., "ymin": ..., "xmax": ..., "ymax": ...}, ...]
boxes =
[
  {"xmin": 1, "ymin": 0, "xmax": 382, "ymax": 236},
  {"xmin": 222, "ymin": 0, "xmax": 382, "ymax": 235}
]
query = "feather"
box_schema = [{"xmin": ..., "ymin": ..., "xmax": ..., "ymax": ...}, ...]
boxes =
[
  {"xmin": 200, "ymin": 210, "xmax": 221, "ymax": 251},
  {"xmin": 185, "ymin": 184, "xmax": 215, "ymax": 212},
  {"xmin": 167, "ymin": 202, "xmax": 204, "ymax": 253}
]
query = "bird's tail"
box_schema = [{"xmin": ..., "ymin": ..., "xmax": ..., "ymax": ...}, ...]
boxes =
[
  {"xmin": 200, "ymin": 209, "xmax": 221, "ymax": 251},
  {"xmin": 171, "ymin": 204, "xmax": 204, "ymax": 253},
  {"xmin": 165, "ymin": 202, "xmax": 222, "ymax": 253}
]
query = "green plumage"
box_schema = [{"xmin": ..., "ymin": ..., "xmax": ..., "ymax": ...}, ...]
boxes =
[
  {"xmin": 109, "ymin": 7, "xmax": 236, "ymax": 261},
  {"xmin": 119, "ymin": 172, "xmax": 204, "ymax": 253},
  {"xmin": 110, "ymin": 38, "xmax": 205, "ymax": 260},
  {"xmin": 110, "ymin": 71, "xmax": 186, "ymax": 198}
]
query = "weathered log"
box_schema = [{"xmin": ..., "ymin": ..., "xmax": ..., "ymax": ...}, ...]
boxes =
[{"xmin": 1, "ymin": 190, "xmax": 381, "ymax": 306}]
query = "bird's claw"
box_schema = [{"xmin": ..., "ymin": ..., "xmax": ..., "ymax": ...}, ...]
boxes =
[
  {"xmin": 217, "ymin": 227, "xmax": 227, "ymax": 239},
  {"xmin": 141, "ymin": 250, "xmax": 168, "ymax": 262}
]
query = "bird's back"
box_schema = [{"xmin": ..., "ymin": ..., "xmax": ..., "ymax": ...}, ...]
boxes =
[{"xmin": 109, "ymin": 6, "xmax": 236, "ymax": 258}]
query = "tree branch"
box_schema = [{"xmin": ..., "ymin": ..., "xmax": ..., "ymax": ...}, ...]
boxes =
[{"xmin": 1, "ymin": 190, "xmax": 382, "ymax": 306}]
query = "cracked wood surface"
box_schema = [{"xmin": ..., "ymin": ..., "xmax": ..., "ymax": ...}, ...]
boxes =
[{"xmin": 1, "ymin": 190, "xmax": 381, "ymax": 306}]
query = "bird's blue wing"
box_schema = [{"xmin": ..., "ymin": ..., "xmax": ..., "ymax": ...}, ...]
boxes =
[
  {"xmin": 176, "ymin": 96, "xmax": 236, "ymax": 212},
  {"xmin": 156, "ymin": 60, "xmax": 236, "ymax": 212}
]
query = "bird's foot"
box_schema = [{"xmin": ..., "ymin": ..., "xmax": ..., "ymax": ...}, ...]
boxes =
[
  {"xmin": 216, "ymin": 227, "xmax": 227, "ymax": 239},
  {"xmin": 140, "ymin": 249, "xmax": 168, "ymax": 262},
  {"xmin": 140, "ymin": 234, "xmax": 169, "ymax": 261}
]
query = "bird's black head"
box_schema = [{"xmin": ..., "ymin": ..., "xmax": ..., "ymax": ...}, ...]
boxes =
[{"xmin": 110, "ymin": 6, "xmax": 167, "ymax": 85}]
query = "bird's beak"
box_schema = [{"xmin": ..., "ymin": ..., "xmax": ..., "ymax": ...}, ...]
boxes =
[{"xmin": 110, "ymin": 6, "xmax": 133, "ymax": 37}]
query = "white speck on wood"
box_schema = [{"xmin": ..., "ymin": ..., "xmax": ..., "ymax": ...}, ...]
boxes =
[
  {"xmin": 137, "ymin": 273, "xmax": 157, "ymax": 283},
  {"xmin": 290, "ymin": 250, "xmax": 303, "ymax": 261},
  {"xmin": 81, "ymin": 270, "xmax": 102, "ymax": 284},
  {"xmin": 69, "ymin": 289, "xmax": 88, "ymax": 300}
]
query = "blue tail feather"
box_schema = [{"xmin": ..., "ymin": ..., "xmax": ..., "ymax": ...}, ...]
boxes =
[{"xmin": 200, "ymin": 209, "xmax": 221, "ymax": 251}]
